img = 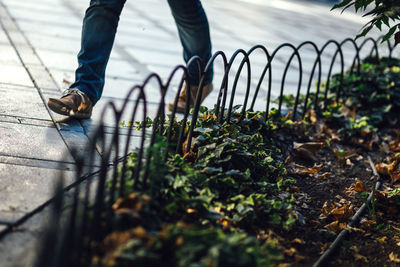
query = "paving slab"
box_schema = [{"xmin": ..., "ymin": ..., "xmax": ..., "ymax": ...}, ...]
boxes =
[
  {"xmin": 0, "ymin": 121, "xmax": 73, "ymax": 162},
  {"xmin": 25, "ymin": 32, "xmax": 81, "ymax": 54},
  {"xmin": 0, "ymin": 64, "xmax": 33, "ymax": 88},
  {"xmin": 0, "ymin": 44, "xmax": 23, "ymax": 65},
  {"xmin": 0, "ymin": 86, "xmax": 50, "ymax": 120},
  {"xmin": 0, "ymin": 163, "xmax": 74, "ymax": 219},
  {"xmin": 0, "ymin": 154, "xmax": 75, "ymax": 172},
  {"xmin": 0, "ymin": 202, "xmax": 56, "ymax": 267}
]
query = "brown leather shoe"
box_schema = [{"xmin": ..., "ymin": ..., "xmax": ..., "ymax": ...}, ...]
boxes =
[
  {"xmin": 168, "ymin": 84, "xmax": 213, "ymax": 113},
  {"xmin": 48, "ymin": 89, "xmax": 93, "ymax": 119}
]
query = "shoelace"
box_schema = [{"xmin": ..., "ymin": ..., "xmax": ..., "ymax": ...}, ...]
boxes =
[{"xmin": 62, "ymin": 89, "xmax": 87, "ymax": 104}]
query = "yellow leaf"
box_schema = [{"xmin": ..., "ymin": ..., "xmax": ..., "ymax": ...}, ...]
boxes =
[
  {"xmin": 186, "ymin": 208, "xmax": 197, "ymax": 214},
  {"xmin": 175, "ymin": 236, "xmax": 184, "ymax": 246},
  {"xmin": 350, "ymin": 245, "xmax": 360, "ymax": 253},
  {"xmin": 291, "ymin": 238, "xmax": 305, "ymax": 244},
  {"xmin": 354, "ymin": 253, "xmax": 369, "ymax": 263},
  {"xmin": 294, "ymin": 163, "xmax": 323, "ymax": 176},
  {"xmin": 377, "ymin": 236, "xmax": 387, "ymax": 244},
  {"xmin": 132, "ymin": 226, "xmax": 147, "ymax": 239},
  {"xmin": 360, "ymin": 219, "xmax": 376, "ymax": 229},
  {"xmin": 203, "ymin": 114, "xmax": 217, "ymax": 121},
  {"xmin": 213, "ymin": 206, "xmax": 222, "ymax": 212},
  {"xmin": 389, "ymin": 252, "xmax": 400, "ymax": 263},
  {"xmin": 284, "ymin": 247, "xmax": 297, "ymax": 257},
  {"xmin": 324, "ymin": 221, "xmax": 346, "ymax": 233}
]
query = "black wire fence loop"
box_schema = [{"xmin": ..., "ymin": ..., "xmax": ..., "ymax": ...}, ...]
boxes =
[{"xmin": 34, "ymin": 37, "xmax": 398, "ymax": 267}]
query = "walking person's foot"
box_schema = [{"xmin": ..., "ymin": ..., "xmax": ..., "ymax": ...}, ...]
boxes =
[
  {"xmin": 168, "ymin": 84, "xmax": 213, "ymax": 113},
  {"xmin": 48, "ymin": 89, "xmax": 93, "ymax": 119}
]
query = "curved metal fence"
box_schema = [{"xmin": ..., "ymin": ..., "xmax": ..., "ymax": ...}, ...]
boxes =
[{"xmin": 34, "ymin": 36, "xmax": 398, "ymax": 267}]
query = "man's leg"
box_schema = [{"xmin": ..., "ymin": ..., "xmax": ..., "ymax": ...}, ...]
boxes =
[
  {"xmin": 167, "ymin": 0, "xmax": 213, "ymax": 86},
  {"xmin": 48, "ymin": 0, "xmax": 126, "ymax": 119},
  {"xmin": 166, "ymin": 0, "xmax": 213, "ymax": 112},
  {"xmin": 71, "ymin": 0, "xmax": 126, "ymax": 105}
]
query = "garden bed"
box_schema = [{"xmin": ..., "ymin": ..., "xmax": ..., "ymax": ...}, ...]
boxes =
[{"xmin": 83, "ymin": 56, "xmax": 400, "ymax": 267}]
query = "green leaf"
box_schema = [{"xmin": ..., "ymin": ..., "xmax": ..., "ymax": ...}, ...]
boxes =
[
  {"xmin": 381, "ymin": 25, "xmax": 398, "ymax": 43},
  {"xmin": 382, "ymin": 16, "xmax": 390, "ymax": 27},
  {"xmin": 356, "ymin": 24, "xmax": 373, "ymax": 39}
]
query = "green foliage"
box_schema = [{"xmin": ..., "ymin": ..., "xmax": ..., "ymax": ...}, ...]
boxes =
[
  {"xmin": 113, "ymin": 224, "xmax": 282, "ymax": 267},
  {"xmin": 331, "ymin": 57, "xmax": 400, "ymax": 128},
  {"xmin": 102, "ymin": 108, "xmax": 303, "ymax": 266},
  {"xmin": 332, "ymin": 0, "xmax": 400, "ymax": 43}
]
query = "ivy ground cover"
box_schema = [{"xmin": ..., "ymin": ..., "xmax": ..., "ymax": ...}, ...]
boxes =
[{"xmin": 91, "ymin": 57, "xmax": 400, "ymax": 266}]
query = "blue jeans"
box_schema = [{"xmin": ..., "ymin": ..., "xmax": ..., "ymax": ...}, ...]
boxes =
[{"xmin": 70, "ymin": 0, "xmax": 213, "ymax": 105}]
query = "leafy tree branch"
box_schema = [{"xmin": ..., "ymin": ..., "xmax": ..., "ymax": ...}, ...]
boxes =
[{"xmin": 332, "ymin": 0, "xmax": 400, "ymax": 44}]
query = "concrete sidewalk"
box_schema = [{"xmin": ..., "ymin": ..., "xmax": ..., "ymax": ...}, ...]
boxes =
[{"xmin": 0, "ymin": 0, "xmax": 382, "ymax": 266}]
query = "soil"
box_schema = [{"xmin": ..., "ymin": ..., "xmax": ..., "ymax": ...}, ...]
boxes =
[{"xmin": 270, "ymin": 127, "xmax": 400, "ymax": 266}]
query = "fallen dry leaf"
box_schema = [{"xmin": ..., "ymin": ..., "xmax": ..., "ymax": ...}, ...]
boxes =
[
  {"xmin": 284, "ymin": 247, "xmax": 297, "ymax": 257},
  {"xmin": 186, "ymin": 208, "xmax": 197, "ymax": 214},
  {"xmin": 317, "ymin": 172, "xmax": 331, "ymax": 179},
  {"xmin": 203, "ymin": 114, "xmax": 217, "ymax": 122},
  {"xmin": 354, "ymin": 179, "xmax": 367, "ymax": 192},
  {"xmin": 291, "ymin": 238, "xmax": 305, "ymax": 245},
  {"xmin": 389, "ymin": 252, "xmax": 400, "ymax": 263},
  {"xmin": 175, "ymin": 236, "xmax": 184, "ymax": 246},
  {"xmin": 344, "ymin": 225, "xmax": 365, "ymax": 234},
  {"xmin": 306, "ymin": 109, "xmax": 317, "ymax": 124},
  {"xmin": 293, "ymin": 142, "xmax": 324, "ymax": 161},
  {"xmin": 350, "ymin": 245, "xmax": 360, "ymax": 253},
  {"xmin": 390, "ymin": 169, "xmax": 400, "ymax": 183},
  {"xmin": 320, "ymin": 201, "xmax": 332, "ymax": 216},
  {"xmin": 360, "ymin": 219, "xmax": 376, "ymax": 229},
  {"xmin": 330, "ymin": 204, "xmax": 354, "ymax": 222},
  {"xmin": 294, "ymin": 163, "xmax": 323, "ymax": 176},
  {"xmin": 182, "ymin": 137, "xmax": 195, "ymax": 155},
  {"xmin": 320, "ymin": 242, "xmax": 331, "ymax": 252},
  {"xmin": 377, "ymin": 236, "xmax": 387, "ymax": 244},
  {"xmin": 375, "ymin": 158, "xmax": 399, "ymax": 176},
  {"xmin": 324, "ymin": 221, "xmax": 346, "ymax": 233},
  {"xmin": 112, "ymin": 193, "xmax": 151, "ymax": 213},
  {"xmin": 354, "ymin": 253, "xmax": 369, "ymax": 263},
  {"xmin": 132, "ymin": 226, "xmax": 148, "ymax": 239},
  {"xmin": 344, "ymin": 183, "xmax": 356, "ymax": 197}
]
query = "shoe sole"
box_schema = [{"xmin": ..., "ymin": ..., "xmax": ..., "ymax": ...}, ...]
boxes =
[{"xmin": 48, "ymin": 99, "xmax": 92, "ymax": 119}]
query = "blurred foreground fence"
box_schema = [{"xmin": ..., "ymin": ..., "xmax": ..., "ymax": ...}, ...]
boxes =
[{"xmin": 35, "ymin": 37, "xmax": 398, "ymax": 267}]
